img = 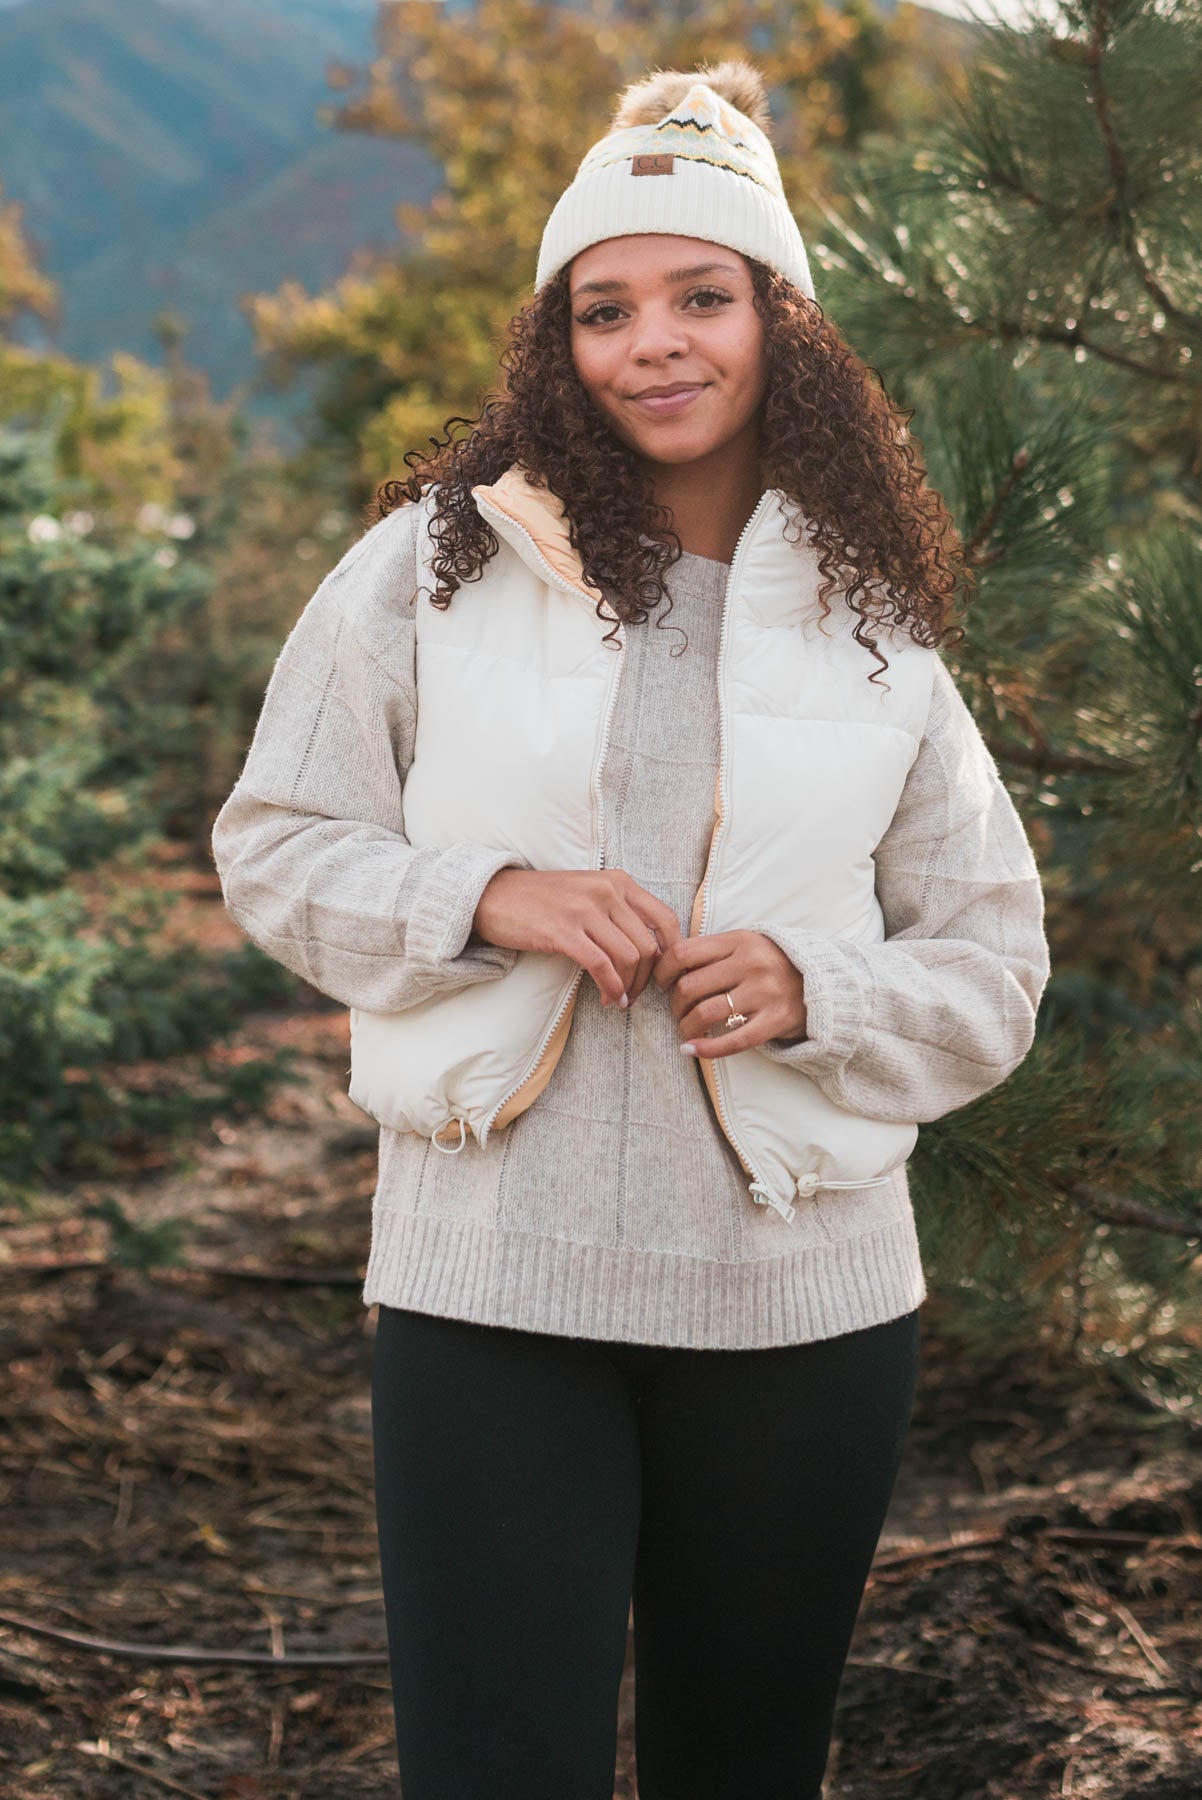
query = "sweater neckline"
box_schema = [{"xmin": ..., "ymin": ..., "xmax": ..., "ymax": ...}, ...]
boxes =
[
  {"xmin": 673, "ymin": 547, "xmax": 732, "ymax": 573},
  {"xmin": 665, "ymin": 546, "xmax": 731, "ymax": 605}
]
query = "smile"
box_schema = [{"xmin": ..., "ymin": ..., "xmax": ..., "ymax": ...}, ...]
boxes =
[{"xmin": 628, "ymin": 383, "xmax": 708, "ymax": 417}]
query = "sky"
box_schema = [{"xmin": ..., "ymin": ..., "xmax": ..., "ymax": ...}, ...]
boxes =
[{"xmin": 915, "ymin": 0, "xmax": 1067, "ymax": 24}]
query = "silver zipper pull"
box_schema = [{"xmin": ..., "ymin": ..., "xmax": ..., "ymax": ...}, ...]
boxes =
[{"xmin": 749, "ymin": 1182, "xmax": 796, "ymax": 1225}]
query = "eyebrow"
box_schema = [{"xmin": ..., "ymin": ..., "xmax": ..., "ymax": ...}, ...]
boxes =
[{"xmin": 571, "ymin": 260, "xmax": 742, "ymax": 297}]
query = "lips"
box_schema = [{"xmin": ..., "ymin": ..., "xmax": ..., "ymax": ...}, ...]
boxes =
[{"xmin": 628, "ymin": 382, "xmax": 708, "ymax": 416}]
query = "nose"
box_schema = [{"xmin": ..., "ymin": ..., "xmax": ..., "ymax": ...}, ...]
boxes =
[{"xmin": 628, "ymin": 302, "xmax": 691, "ymax": 365}]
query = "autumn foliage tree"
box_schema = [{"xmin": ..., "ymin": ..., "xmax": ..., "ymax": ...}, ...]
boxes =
[{"xmin": 245, "ymin": 0, "xmax": 954, "ymax": 493}]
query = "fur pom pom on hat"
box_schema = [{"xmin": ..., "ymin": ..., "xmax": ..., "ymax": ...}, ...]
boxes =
[
  {"xmin": 609, "ymin": 60, "xmax": 775, "ymax": 134},
  {"xmin": 535, "ymin": 59, "xmax": 814, "ymax": 299}
]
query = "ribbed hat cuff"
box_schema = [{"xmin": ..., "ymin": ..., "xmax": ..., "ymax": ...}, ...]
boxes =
[{"xmin": 534, "ymin": 157, "xmax": 814, "ymax": 298}]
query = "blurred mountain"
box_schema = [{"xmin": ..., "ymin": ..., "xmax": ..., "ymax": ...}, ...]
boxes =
[{"xmin": 0, "ymin": 0, "xmax": 435, "ymax": 433}]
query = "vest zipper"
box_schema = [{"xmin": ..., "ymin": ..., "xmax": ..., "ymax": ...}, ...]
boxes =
[
  {"xmin": 693, "ymin": 494, "xmax": 800, "ymax": 1225},
  {"xmin": 471, "ymin": 491, "xmax": 627, "ymax": 1150}
]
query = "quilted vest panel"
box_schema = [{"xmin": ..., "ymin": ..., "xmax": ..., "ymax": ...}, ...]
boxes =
[
  {"xmin": 692, "ymin": 494, "xmax": 935, "ymax": 1213},
  {"xmin": 347, "ymin": 486, "xmax": 622, "ymax": 1147}
]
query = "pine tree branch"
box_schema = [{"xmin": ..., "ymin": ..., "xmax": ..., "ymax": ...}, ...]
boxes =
[
  {"xmin": 996, "ymin": 318, "xmax": 1187, "ymax": 383},
  {"xmin": 961, "ymin": 460, "xmax": 1139, "ymax": 781},
  {"xmin": 978, "ymin": 10, "xmax": 1202, "ymax": 346},
  {"xmin": 963, "ymin": 447, "xmax": 1030, "ymax": 568},
  {"xmin": 1071, "ymin": 1180, "xmax": 1202, "ymax": 1242},
  {"xmin": 982, "ymin": 737, "xmax": 1135, "ymax": 776},
  {"xmin": 1086, "ymin": 0, "xmax": 1202, "ymax": 342}
]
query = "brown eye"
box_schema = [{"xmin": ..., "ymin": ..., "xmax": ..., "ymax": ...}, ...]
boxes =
[
  {"xmin": 686, "ymin": 288, "xmax": 733, "ymax": 311},
  {"xmin": 576, "ymin": 303, "xmax": 624, "ymax": 326}
]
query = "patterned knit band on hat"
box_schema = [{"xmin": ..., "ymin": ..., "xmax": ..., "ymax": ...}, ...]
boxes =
[{"xmin": 535, "ymin": 58, "xmax": 815, "ymax": 299}]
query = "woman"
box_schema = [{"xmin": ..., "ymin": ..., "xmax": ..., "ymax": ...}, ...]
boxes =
[{"xmin": 212, "ymin": 60, "xmax": 1050, "ymax": 1800}]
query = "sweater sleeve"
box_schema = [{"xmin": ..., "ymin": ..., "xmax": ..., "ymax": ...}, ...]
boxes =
[
  {"xmin": 210, "ymin": 501, "xmax": 532, "ymax": 1013},
  {"xmin": 748, "ymin": 656, "xmax": 1051, "ymax": 1124}
]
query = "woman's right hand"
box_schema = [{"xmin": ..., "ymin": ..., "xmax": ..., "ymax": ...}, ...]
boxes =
[{"xmin": 472, "ymin": 868, "xmax": 684, "ymax": 1008}]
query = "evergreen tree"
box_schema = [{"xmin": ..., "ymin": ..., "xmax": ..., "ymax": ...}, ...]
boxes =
[
  {"xmin": 0, "ymin": 213, "xmax": 311, "ymax": 1217},
  {"xmin": 0, "ymin": 414, "xmax": 298, "ymax": 1200},
  {"xmin": 812, "ymin": 0, "xmax": 1202, "ymax": 1409}
]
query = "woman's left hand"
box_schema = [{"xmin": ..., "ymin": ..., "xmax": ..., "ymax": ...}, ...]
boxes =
[{"xmin": 653, "ymin": 929, "xmax": 808, "ymax": 1059}]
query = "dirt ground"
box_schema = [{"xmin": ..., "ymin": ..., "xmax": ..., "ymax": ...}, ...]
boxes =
[{"xmin": 2, "ymin": 972, "xmax": 1200, "ymax": 1799}]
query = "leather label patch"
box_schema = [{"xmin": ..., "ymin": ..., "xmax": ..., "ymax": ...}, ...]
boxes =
[{"xmin": 631, "ymin": 153, "xmax": 675, "ymax": 176}]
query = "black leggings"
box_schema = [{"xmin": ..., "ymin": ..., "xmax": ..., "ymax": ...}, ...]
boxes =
[{"xmin": 370, "ymin": 1302, "xmax": 920, "ymax": 1800}]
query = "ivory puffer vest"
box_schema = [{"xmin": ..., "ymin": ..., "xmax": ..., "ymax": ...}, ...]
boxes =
[{"xmin": 348, "ymin": 466, "xmax": 938, "ymax": 1226}]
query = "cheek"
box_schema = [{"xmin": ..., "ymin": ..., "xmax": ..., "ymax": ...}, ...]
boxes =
[
  {"xmin": 570, "ymin": 334, "xmax": 615, "ymax": 408},
  {"xmin": 725, "ymin": 322, "xmax": 769, "ymax": 398}
]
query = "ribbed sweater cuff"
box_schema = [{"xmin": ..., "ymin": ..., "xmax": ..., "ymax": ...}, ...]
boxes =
[
  {"xmin": 746, "ymin": 924, "xmax": 872, "ymax": 1071},
  {"xmin": 404, "ymin": 841, "xmax": 532, "ymax": 966}
]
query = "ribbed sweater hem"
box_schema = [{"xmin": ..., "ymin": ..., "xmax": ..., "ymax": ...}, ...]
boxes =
[{"xmin": 361, "ymin": 1187, "xmax": 927, "ymax": 1350}]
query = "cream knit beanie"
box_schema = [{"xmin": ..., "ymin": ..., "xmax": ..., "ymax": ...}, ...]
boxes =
[{"xmin": 535, "ymin": 59, "xmax": 814, "ymax": 299}]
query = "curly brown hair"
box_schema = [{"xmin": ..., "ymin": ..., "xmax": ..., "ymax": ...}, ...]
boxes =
[{"xmin": 366, "ymin": 259, "xmax": 969, "ymax": 686}]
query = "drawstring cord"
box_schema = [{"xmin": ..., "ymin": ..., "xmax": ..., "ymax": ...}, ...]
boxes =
[
  {"xmin": 751, "ymin": 1169, "xmax": 896, "ymax": 1224},
  {"xmin": 429, "ymin": 1117, "xmax": 896, "ymax": 1223},
  {"xmin": 430, "ymin": 1118, "xmax": 467, "ymax": 1154}
]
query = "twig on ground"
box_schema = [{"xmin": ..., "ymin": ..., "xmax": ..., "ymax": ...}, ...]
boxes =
[{"xmin": 0, "ymin": 1609, "xmax": 388, "ymax": 1668}]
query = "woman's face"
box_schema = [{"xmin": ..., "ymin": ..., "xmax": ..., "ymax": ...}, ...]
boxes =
[{"xmin": 568, "ymin": 234, "xmax": 769, "ymax": 468}]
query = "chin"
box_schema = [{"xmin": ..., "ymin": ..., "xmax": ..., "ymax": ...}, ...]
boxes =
[{"xmin": 628, "ymin": 427, "xmax": 728, "ymax": 465}]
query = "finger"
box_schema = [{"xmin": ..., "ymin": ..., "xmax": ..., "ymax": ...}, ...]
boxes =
[
  {"xmin": 606, "ymin": 872, "xmax": 680, "ymax": 948},
  {"xmin": 568, "ymin": 928, "xmax": 627, "ymax": 1007},
  {"xmin": 654, "ymin": 930, "xmax": 738, "ymax": 990},
  {"xmin": 582, "ymin": 913, "xmax": 651, "ymax": 1006},
  {"xmin": 677, "ymin": 982, "xmax": 753, "ymax": 1042},
  {"xmin": 643, "ymin": 911, "xmax": 686, "ymax": 987},
  {"xmin": 651, "ymin": 902, "xmax": 686, "ymax": 953},
  {"xmin": 669, "ymin": 952, "xmax": 743, "ymax": 1027},
  {"xmin": 609, "ymin": 898, "xmax": 666, "ymax": 1005},
  {"xmin": 682, "ymin": 1022, "xmax": 766, "ymax": 1060}
]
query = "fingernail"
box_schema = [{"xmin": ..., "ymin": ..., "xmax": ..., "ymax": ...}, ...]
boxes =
[
  {"xmin": 679, "ymin": 1043, "xmax": 696, "ymax": 1056},
  {"xmin": 620, "ymin": 992, "xmax": 629, "ymax": 1008}
]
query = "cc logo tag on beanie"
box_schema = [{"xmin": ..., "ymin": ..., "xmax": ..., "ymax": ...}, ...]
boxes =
[{"xmin": 631, "ymin": 153, "xmax": 675, "ymax": 176}]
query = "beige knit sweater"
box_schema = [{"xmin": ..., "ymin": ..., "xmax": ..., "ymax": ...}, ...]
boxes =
[{"xmin": 211, "ymin": 499, "xmax": 1051, "ymax": 1349}]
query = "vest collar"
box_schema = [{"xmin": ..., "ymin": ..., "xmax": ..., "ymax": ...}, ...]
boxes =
[
  {"xmin": 470, "ymin": 466, "xmax": 606, "ymax": 609},
  {"xmin": 470, "ymin": 463, "xmax": 796, "ymax": 619}
]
